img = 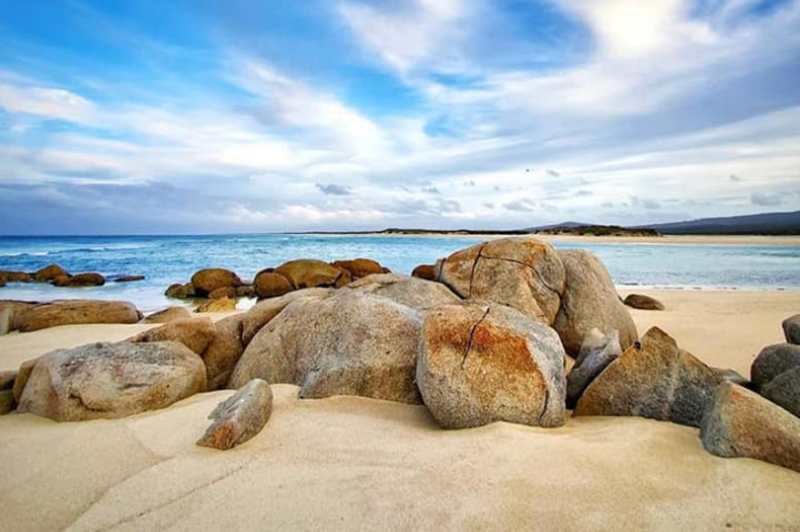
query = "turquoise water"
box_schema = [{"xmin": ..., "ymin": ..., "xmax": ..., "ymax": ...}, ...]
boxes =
[{"xmin": 1, "ymin": 234, "xmax": 799, "ymax": 311}]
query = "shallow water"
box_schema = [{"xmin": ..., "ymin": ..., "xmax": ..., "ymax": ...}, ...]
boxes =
[{"xmin": 1, "ymin": 234, "xmax": 798, "ymax": 311}]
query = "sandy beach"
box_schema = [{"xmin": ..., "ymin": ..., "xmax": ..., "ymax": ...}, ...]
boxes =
[{"xmin": 1, "ymin": 289, "xmax": 799, "ymax": 531}]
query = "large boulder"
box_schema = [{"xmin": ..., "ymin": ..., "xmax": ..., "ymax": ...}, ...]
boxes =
[
  {"xmin": 417, "ymin": 303, "xmax": 566, "ymax": 429},
  {"xmin": 750, "ymin": 343, "xmax": 800, "ymax": 391},
  {"xmin": 17, "ymin": 341, "xmax": 206, "ymax": 421},
  {"xmin": 345, "ymin": 273, "xmax": 461, "ymax": 311},
  {"xmin": 783, "ymin": 314, "xmax": 800, "ymax": 345},
  {"xmin": 128, "ymin": 317, "xmax": 216, "ymax": 356},
  {"xmin": 553, "ymin": 250, "xmax": 637, "ymax": 355},
  {"xmin": 566, "ymin": 329, "xmax": 622, "ymax": 409},
  {"xmin": 623, "ymin": 293, "xmax": 665, "ymax": 311},
  {"xmin": 760, "ymin": 367, "xmax": 800, "ymax": 418},
  {"xmin": 56, "ymin": 272, "xmax": 105, "ymax": 287},
  {"xmin": 230, "ymin": 291, "xmax": 423, "ymax": 404},
  {"xmin": 274, "ymin": 259, "xmax": 350, "ymax": 289},
  {"xmin": 33, "ymin": 264, "xmax": 69, "ymax": 283},
  {"xmin": 574, "ymin": 327, "xmax": 724, "ymax": 427},
  {"xmin": 16, "ymin": 300, "xmax": 141, "ymax": 332},
  {"xmin": 435, "ymin": 237, "xmax": 566, "ymax": 325},
  {"xmin": 197, "ymin": 379, "xmax": 273, "ymax": 450},
  {"xmin": 190, "ymin": 268, "xmax": 242, "ymax": 296},
  {"xmin": 140, "ymin": 306, "xmax": 192, "ymax": 324},
  {"xmin": 700, "ymin": 382, "xmax": 800, "ymax": 472},
  {"xmin": 254, "ymin": 270, "xmax": 293, "ymax": 299},
  {"xmin": 331, "ymin": 258, "xmax": 385, "ymax": 279}
]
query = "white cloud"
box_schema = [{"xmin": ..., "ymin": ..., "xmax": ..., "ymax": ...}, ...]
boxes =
[{"xmin": 0, "ymin": 83, "xmax": 95, "ymax": 123}]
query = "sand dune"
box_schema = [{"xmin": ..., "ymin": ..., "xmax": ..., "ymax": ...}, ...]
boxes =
[{"xmin": 1, "ymin": 290, "xmax": 799, "ymax": 531}]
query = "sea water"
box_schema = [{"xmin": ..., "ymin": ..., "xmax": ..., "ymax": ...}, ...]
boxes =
[{"xmin": 1, "ymin": 234, "xmax": 798, "ymax": 311}]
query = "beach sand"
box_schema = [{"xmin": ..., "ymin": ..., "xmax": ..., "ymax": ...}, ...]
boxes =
[{"xmin": 1, "ymin": 290, "xmax": 799, "ymax": 531}]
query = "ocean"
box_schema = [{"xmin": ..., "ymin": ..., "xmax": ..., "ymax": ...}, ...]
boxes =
[{"xmin": 1, "ymin": 234, "xmax": 799, "ymax": 312}]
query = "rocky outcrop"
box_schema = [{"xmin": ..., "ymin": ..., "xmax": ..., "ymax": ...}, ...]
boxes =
[
  {"xmin": 190, "ymin": 268, "xmax": 242, "ymax": 296},
  {"xmin": 114, "ymin": 275, "xmax": 145, "ymax": 283},
  {"xmin": 700, "ymin": 382, "xmax": 800, "ymax": 472},
  {"xmin": 140, "ymin": 306, "xmax": 192, "ymax": 324},
  {"xmin": 17, "ymin": 341, "xmax": 206, "ymax": 421},
  {"xmin": 566, "ymin": 329, "xmax": 622, "ymax": 409},
  {"xmin": 195, "ymin": 297, "xmax": 236, "ymax": 313},
  {"xmin": 345, "ymin": 273, "xmax": 461, "ymax": 311},
  {"xmin": 436, "ymin": 237, "xmax": 566, "ymax": 325},
  {"xmin": 759, "ymin": 367, "xmax": 800, "ymax": 418},
  {"xmin": 15, "ymin": 300, "xmax": 141, "ymax": 332},
  {"xmin": 33, "ymin": 264, "xmax": 69, "ymax": 283},
  {"xmin": 197, "ymin": 379, "xmax": 273, "ymax": 450},
  {"xmin": 165, "ymin": 283, "xmax": 195, "ymax": 299},
  {"xmin": 254, "ymin": 270, "xmax": 293, "ymax": 299},
  {"xmin": 230, "ymin": 291, "xmax": 423, "ymax": 404},
  {"xmin": 417, "ymin": 303, "xmax": 566, "ymax": 429},
  {"xmin": 783, "ymin": 314, "xmax": 800, "ymax": 345},
  {"xmin": 331, "ymin": 259, "xmax": 385, "ymax": 279},
  {"xmin": 412, "ymin": 264, "xmax": 436, "ymax": 280},
  {"xmin": 623, "ymin": 293, "xmax": 665, "ymax": 311},
  {"xmin": 553, "ymin": 250, "xmax": 637, "ymax": 355},
  {"xmin": 750, "ymin": 343, "xmax": 800, "ymax": 391},
  {"xmin": 574, "ymin": 327, "xmax": 724, "ymax": 427},
  {"xmin": 274, "ymin": 259, "xmax": 350, "ymax": 289},
  {"xmin": 128, "ymin": 317, "xmax": 216, "ymax": 356}
]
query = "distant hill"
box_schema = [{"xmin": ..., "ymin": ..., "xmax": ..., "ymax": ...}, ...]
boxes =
[{"xmin": 637, "ymin": 210, "xmax": 800, "ymax": 235}]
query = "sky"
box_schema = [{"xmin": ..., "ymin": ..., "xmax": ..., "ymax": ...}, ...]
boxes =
[{"xmin": 0, "ymin": 0, "xmax": 799, "ymax": 234}]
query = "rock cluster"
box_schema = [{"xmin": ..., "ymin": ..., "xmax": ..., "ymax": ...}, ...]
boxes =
[{"xmin": 1, "ymin": 263, "xmax": 144, "ymax": 289}]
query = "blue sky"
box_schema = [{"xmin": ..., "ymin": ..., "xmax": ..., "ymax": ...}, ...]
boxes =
[{"xmin": 0, "ymin": 0, "xmax": 799, "ymax": 234}]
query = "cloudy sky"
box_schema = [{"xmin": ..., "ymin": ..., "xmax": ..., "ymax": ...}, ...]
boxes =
[{"xmin": 1, "ymin": 0, "xmax": 799, "ymax": 234}]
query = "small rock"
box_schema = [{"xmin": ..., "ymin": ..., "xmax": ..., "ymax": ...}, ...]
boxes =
[
  {"xmin": 33, "ymin": 264, "xmax": 69, "ymax": 283},
  {"xmin": 411, "ymin": 264, "xmax": 437, "ymax": 280},
  {"xmin": 197, "ymin": 379, "xmax": 273, "ymax": 450},
  {"xmin": 114, "ymin": 275, "xmax": 145, "ymax": 283},
  {"xmin": 254, "ymin": 270, "xmax": 294, "ymax": 299},
  {"xmin": 191, "ymin": 268, "xmax": 242, "ymax": 296},
  {"xmin": 17, "ymin": 299, "xmax": 141, "ymax": 332},
  {"xmin": 330, "ymin": 258, "xmax": 385, "ymax": 279},
  {"xmin": 760, "ymin": 366, "xmax": 800, "ymax": 418},
  {"xmin": 165, "ymin": 282, "xmax": 195, "ymax": 299},
  {"xmin": 128, "ymin": 317, "xmax": 216, "ymax": 355},
  {"xmin": 750, "ymin": 343, "xmax": 800, "ymax": 391},
  {"xmin": 195, "ymin": 297, "xmax": 236, "ymax": 313},
  {"xmin": 700, "ymin": 382, "xmax": 800, "ymax": 473},
  {"xmin": 208, "ymin": 286, "xmax": 238, "ymax": 299},
  {"xmin": 140, "ymin": 306, "xmax": 192, "ymax": 324},
  {"xmin": 566, "ymin": 329, "xmax": 622, "ymax": 409},
  {"xmin": 623, "ymin": 294, "xmax": 665, "ymax": 311},
  {"xmin": 783, "ymin": 314, "xmax": 800, "ymax": 345}
]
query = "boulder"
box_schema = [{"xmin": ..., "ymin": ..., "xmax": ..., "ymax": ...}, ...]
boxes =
[
  {"xmin": 750, "ymin": 343, "xmax": 800, "ymax": 391},
  {"xmin": 140, "ymin": 306, "xmax": 192, "ymax": 324},
  {"xmin": 435, "ymin": 237, "xmax": 566, "ymax": 325},
  {"xmin": 195, "ymin": 297, "xmax": 236, "ymax": 313},
  {"xmin": 700, "ymin": 382, "xmax": 800, "ymax": 473},
  {"xmin": 623, "ymin": 293, "xmax": 665, "ymax": 311},
  {"xmin": 17, "ymin": 341, "xmax": 206, "ymax": 421},
  {"xmin": 760, "ymin": 366, "xmax": 800, "ymax": 418},
  {"xmin": 345, "ymin": 273, "xmax": 461, "ymax": 311},
  {"xmin": 331, "ymin": 258, "xmax": 385, "ymax": 279},
  {"xmin": 61, "ymin": 272, "xmax": 106, "ymax": 287},
  {"xmin": 0, "ymin": 271, "xmax": 33, "ymax": 283},
  {"xmin": 411, "ymin": 264, "xmax": 436, "ymax": 280},
  {"xmin": 128, "ymin": 317, "xmax": 216, "ymax": 356},
  {"xmin": 0, "ymin": 390, "xmax": 12, "ymax": 415},
  {"xmin": 417, "ymin": 303, "xmax": 566, "ymax": 429},
  {"xmin": 553, "ymin": 250, "xmax": 638, "ymax": 355},
  {"xmin": 165, "ymin": 283, "xmax": 195, "ymax": 299},
  {"xmin": 0, "ymin": 300, "xmax": 38, "ymax": 334},
  {"xmin": 208, "ymin": 286, "xmax": 238, "ymax": 299},
  {"xmin": 190, "ymin": 268, "xmax": 242, "ymax": 296},
  {"xmin": 254, "ymin": 270, "xmax": 294, "ymax": 299},
  {"xmin": 16, "ymin": 300, "xmax": 141, "ymax": 332},
  {"xmin": 114, "ymin": 275, "xmax": 145, "ymax": 283},
  {"xmin": 783, "ymin": 314, "xmax": 800, "ymax": 345},
  {"xmin": 274, "ymin": 259, "xmax": 350, "ymax": 289},
  {"xmin": 197, "ymin": 379, "xmax": 273, "ymax": 450},
  {"xmin": 236, "ymin": 284, "xmax": 256, "ymax": 298},
  {"xmin": 33, "ymin": 264, "xmax": 69, "ymax": 283},
  {"xmin": 240, "ymin": 288, "xmax": 334, "ymax": 345},
  {"xmin": 13, "ymin": 358, "xmax": 38, "ymax": 402},
  {"xmin": 566, "ymin": 329, "xmax": 622, "ymax": 409},
  {"xmin": 230, "ymin": 291, "xmax": 423, "ymax": 404},
  {"xmin": 574, "ymin": 327, "xmax": 724, "ymax": 427}
]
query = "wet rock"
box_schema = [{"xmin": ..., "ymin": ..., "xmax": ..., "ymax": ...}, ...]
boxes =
[
  {"xmin": 254, "ymin": 270, "xmax": 294, "ymax": 299},
  {"xmin": 411, "ymin": 264, "xmax": 437, "ymax": 280},
  {"xmin": 566, "ymin": 329, "xmax": 622, "ymax": 409},
  {"xmin": 554, "ymin": 250, "xmax": 638, "ymax": 356},
  {"xmin": 17, "ymin": 341, "xmax": 206, "ymax": 421},
  {"xmin": 330, "ymin": 258, "xmax": 385, "ymax": 279},
  {"xmin": 436, "ymin": 237, "xmax": 566, "ymax": 325},
  {"xmin": 783, "ymin": 314, "xmax": 800, "ymax": 345},
  {"xmin": 574, "ymin": 327, "xmax": 724, "ymax": 427},
  {"xmin": 623, "ymin": 293, "xmax": 665, "ymax": 311},
  {"xmin": 274, "ymin": 259, "xmax": 350, "ymax": 289},
  {"xmin": 417, "ymin": 303, "xmax": 566, "ymax": 429},
  {"xmin": 16, "ymin": 299, "xmax": 141, "ymax": 332},
  {"xmin": 197, "ymin": 379, "xmax": 273, "ymax": 450},
  {"xmin": 345, "ymin": 273, "xmax": 461, "ymax": 311},
  {"xmin": 128, "ymin": 317, "xmax": 216, "ymax": 356},
  {"xmin": 165, "ymin": 282, "xmax": 195, "ymax": 299},
  {"xmin": 195, "ymin": 297, "xmax": 236, "ymax": 313},
  {"xmin": 140, "ymin": 306, "xmax": 192, "ymax": 324},
  {"xmin": 760, "ymin": 366, "xmax": 800, "ymax": 418},
  {"xmin": 33, "ymin": 264, "xmax": 69, "ymax": 283},
  {"xmin": 750, "ymin": 343, "xmax": 800, "ymax": 391},
  {"xmin": 61, "ymin": 272, "xmax": 106, "ymax": 287},
  {"xmin": 700, "ymin": 382, "xmax": 800, "ymax": 473},
  {"xmin": 114, "ymin": 275, "xmax": 145, "ymax": 283},
  {"xmin": 190, "ymin": 268, "xmax": 242, "ymax": 296},
  {"xmin": 208, "ymin": 286, "xmax": 238, "ymax": 299},
  {"xmin": 230, "ymin": 291, "xmax": 423, "ymax": 404},
  {"xmin": 0, "ymin": 271, "xmax": 33, "ymax": 283}
]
